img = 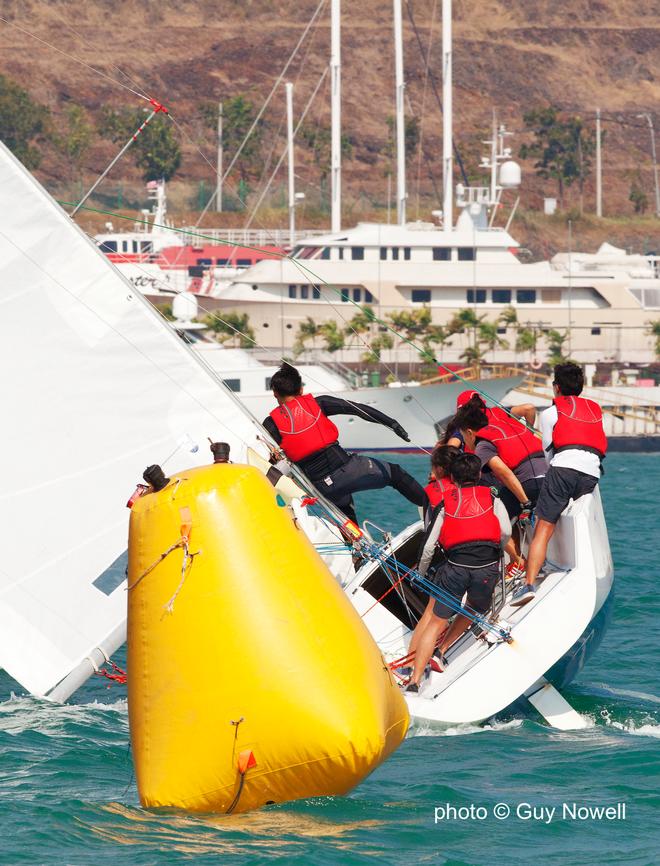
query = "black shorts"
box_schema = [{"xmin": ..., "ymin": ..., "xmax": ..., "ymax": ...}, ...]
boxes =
[
  {"xmin": 534, "ymin": 466, "xmax": 599, "ymax": 525},
  {"xmin": 499, "ymin": 476, "xmax": 544, "ymax": 520},
  {"xmin": 432, "ymin": 560, "xmax": 501, "ymax": 619}
]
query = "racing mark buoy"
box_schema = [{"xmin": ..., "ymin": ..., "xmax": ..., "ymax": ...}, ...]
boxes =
[{"xmin": 127, "ymin": 463, "xmax": 408, "ymax": 814}]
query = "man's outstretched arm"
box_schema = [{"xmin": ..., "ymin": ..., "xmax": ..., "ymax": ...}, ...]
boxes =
[{"xmin": 316, "ymin": 395, "xmax": 410, "ymax": 441}]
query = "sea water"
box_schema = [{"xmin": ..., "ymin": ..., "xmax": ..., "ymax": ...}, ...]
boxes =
[{"xmin": 1, "ymin": 454, "xmax": 658, "ymax": 865}]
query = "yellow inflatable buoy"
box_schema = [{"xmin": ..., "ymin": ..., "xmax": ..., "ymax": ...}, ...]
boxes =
[{"xmin": 127, "ymin": 463, "xmax": 408, "ymax": 813}]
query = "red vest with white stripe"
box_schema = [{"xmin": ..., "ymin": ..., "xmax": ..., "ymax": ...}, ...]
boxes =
[
  {"xmin": 439, "ymin": 485, "xmax": 501, "ymax": 551},
  {"xmin": 425, "ymin": 478, "xmax": 456, "ymax": 508},
  {"xmin": 552, "ymin": 395, "xmax": 608, "ymax": 459},
  {"xmin": 269, "ymin": 394, "xmax": 339, "ymax": 462}
]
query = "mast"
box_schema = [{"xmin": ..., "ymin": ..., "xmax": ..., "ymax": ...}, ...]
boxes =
[
  {"xmin": 393, "ymin": 0, "xmax": 406, "ymax": 225},
  {"xmin": 595, "ymin": 107, "xmax": 602, "ymax": 218},
  {"xmin": 216, "ymin": 101, "xmax": 223, "ymax": 212},
  {"xmin": 442, "ymin": 0, "xmax": 453, "ymax": 232},
  {"xmin": 286, "ymin": 82, "xmax": 296, "ymax": 244},
  {"xmin": 330, "ymin": 0, "xmax": 341, "ymax": 232}
]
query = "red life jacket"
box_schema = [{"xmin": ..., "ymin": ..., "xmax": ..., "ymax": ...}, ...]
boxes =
[
  {"xmin": 439, "ymin": 485, "xmax": 501, "ymax": 551},
  {"xmin": 552, "ymin": 395, "xmax": 608, "ymax": 459},
  {"xmin": 425, "ymin": 477, "xmax": 455, "ymax": 508},
  {"xmin": 475, "ymin": 416, "xmax": 544, "ymax": 472},
  {"xmin": 269, "ymin": 394, "xmax": 339, "ymax": 462}
]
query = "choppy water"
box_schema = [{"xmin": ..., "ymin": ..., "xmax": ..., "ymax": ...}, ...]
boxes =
[{"xmin": 1, "ymin": 454, "xmax": 658, "ymax": 865}]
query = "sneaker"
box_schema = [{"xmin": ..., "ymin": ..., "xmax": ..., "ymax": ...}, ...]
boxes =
[
  {"xmin": 431, "ymin": 651, "xmax": 448, "ymax": 672},
  {"xmin": 403, "ymin": 680, "xmax": 419, "ymax": 694},
  {"xmin": 511, "ymin": 583, "xmax": 536, "ymax": 607},
  {"xmin": 505, "ymin": 559, "xmax": 526, "ymax": 581}
]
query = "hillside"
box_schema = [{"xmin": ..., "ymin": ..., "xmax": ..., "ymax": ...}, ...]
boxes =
[{"xmin": 1, "ymin": 0, "xmax": 659, "ymax": 254}]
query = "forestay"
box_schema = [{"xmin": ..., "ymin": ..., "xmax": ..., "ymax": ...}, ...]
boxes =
[{"xmin": 0, "ymin": 143, "xmax": 262, "ymax": 699}]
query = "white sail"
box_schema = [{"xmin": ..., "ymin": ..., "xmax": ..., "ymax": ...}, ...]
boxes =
[{"xmin": 0, "ymin": 143, "xmax": 263, "ymax": 699}]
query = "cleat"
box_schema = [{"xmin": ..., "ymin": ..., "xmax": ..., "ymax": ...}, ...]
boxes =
[{"xmin": 511, "ymin": 583, "xmax": 536, "ymax": 607}]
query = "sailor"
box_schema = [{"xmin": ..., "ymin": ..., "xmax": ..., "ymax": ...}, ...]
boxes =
[
  {"xmin": 405, "ymin": 453, "xmax": 511, "ymax": 692},
  {"xmin": 403, "ymin": 445, "xmax": 460, "ymax": 676},
  {"xmin": 511, "ymin": 362, "xmax": 607, "ymax": 606},
  {"xmin": 262, "ymin": 363, "xmax": 426, "ymax": 523},
  {"xmin": 442, "ymin": 390, "xmax": 537, "ymax": 451}
]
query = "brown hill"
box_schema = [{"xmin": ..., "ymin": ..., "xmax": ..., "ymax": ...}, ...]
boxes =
[{"xmin": 1, "ymin": 0, "xmax": 659, "ymax": 252}]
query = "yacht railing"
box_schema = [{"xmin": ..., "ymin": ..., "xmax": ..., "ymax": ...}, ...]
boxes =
[{"xmin": 177, "ymin": 227, "xmax": 327, "ymax": 247}]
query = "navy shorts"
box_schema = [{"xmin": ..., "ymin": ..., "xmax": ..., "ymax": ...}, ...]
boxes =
[
  {"xmin": 432, "ymin": 560, "xmax": 501, "ymax": 619},
  {"xmin": 499, "ymin": 475, "xmax": 544, "ymax": 520},
  {"xmin": 534, "ymin": 466, "xmax": 599, "ymax": 524}
]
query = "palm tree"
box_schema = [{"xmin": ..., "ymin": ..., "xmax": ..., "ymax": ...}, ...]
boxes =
[
  {"xmin": 460, "ymin": 344, "xmax": 487, "ymax": 366},
  {"xmin": 362, "ymin": 333, "xmax": 394, "ymax": 365},
  {"xmin": 319, "ymin": 320, "xmax": 345, "ymax": 353},
  {"xmin": 545, "ymin": 328, "xmax": 569, "ymax": 365},
  {"xmin": 645, "ymin": 319, "xmax": 660, "ymax": 358},
  {"xmin": 478, "ymin": 320, "xmax": 509, "ymax": 363},
  {"xmin": 423, "ymin": 324, "xmax": 453, "ymax": 363},
  {"xmin": 498, "ymin": 305, "xmax": 519, "ymax": 364},
  {"xmin": 293, "ymin": 316, "xmax": 320, "ymax": 356},
  {"xmin": 344, "ymin": 304, "xmax": 376, "ymax": 351},
  {"xmin": 448, "ymin": 307, "xmax": 485, "ymax": 359},
  {"xmin": 515, "ymin": 325, "xmax": 539, "ymax": 365}
]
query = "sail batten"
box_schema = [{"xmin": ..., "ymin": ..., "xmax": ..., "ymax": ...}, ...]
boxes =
[{"xmin": 0, "ymin": 143, "xmax": 261, "ymax": 698}]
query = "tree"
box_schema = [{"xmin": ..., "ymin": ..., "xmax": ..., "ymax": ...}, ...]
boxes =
[
  {"xmin": 629, "ymin": 171, "xmax": 649, "ymax": 214},
  {"xmin": 204, "ymin": 312, "xmax": 255, "ymax": 348},
  {"xmin": 299, "ymin": 124, "xmax": 353, "ymax": 206},
  {"xmin": 293, "ymin": 316, "xmax": 320, "ymax": 356},
  {"xmin": 515, "ymin": 325, "xmax": 540, "ymax": 364},
  {"xmin": 319, "ymin": 320, "xmax": 345, "ymax": 353},
  {"xmin": 385, "ymin": 115, "xmax": 421, "ymax": 164},
  {"xmin": 0, "ymin": 74, "xmax": 49, "ymax": 169},
  {"xmin": 60, "ymin": 104, "xmax": 93, "ymax": 181},
  {"xmin": 460, "ymin": 344, "xmax": 487, "ymax": 366},
  {"xmin": 646, "ymin": 320, "xmax": 660, "ymax": 357},
  {"xmin": 519, "ymin": 107, "xmax": 596, "ymax": 210},
  {"xmin": 387, "ymin": 308, "xmax": 432, "ymax": 341},
  {"xmin": 478, "ymin": 321, "xmax": 509, "ymax": 362},
  {"xmin": 447, "ymin": 308, "xmax": 485, "ymax": 358},
  {"xmin": 422, "ymin": 324, "xmax": 453, "ymax": 362},
  {"xmin": 545, "ymin": 329, "xmax": 569, "ymax": 365},
  {"xmin": 362, "ymin": 333, "xmax": 393, "ymax": 365},
  {"xmin": 100, "ymin": 108, "xmax": 181, "ymax": 181}
]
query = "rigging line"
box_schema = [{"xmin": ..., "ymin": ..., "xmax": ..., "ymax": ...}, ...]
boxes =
[
  {"xmin": 0, "ymin": 16, "xmax": 152, "ymax": 103},
  {"xmin": 402, "ymin": 0, "xmax": 469, "ymax": 187},
  {"xmin": 67, "ymin": 200, "xmax": 524, "ymax": 428},
  {"xmin": 189, "ymin": 0, "xmax": 329, "ymax": 228},
  {"xmin": 412, "ymin": 0, "xmax": 439, "ymax": 218}
]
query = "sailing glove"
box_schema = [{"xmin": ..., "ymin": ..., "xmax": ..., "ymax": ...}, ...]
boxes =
[
  {"xmin": 518, "ymin": 501, "xmax": 533, "ymax": 526},
  {"xmin": 392, "ymin": 422, "xmax": 410, "ymax": 442}
]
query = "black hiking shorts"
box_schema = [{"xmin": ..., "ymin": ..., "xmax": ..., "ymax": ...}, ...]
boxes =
[{"xmin": 432, "ymin": 560, "xmax": 500, "ymax": 619}]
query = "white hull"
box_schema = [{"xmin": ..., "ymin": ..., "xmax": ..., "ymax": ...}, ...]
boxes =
[{"xmin": 343, "ymin": 489, "xmax": 613, "ymax": 727}]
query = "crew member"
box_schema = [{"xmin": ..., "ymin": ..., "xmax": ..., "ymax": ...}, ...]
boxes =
[
  {"xmin": 512, "ymin": 362, "xmax": 607, "ymax": 606},
  {"xmin": 405, "ymin": 453, "xmax": 511, "ymax": 692},
  {"xmin": 262, "ymin": 363, "xmax": 426, "ymax": 523},
  {"xmin": 442, "ymin": 390, "xmax": 537, "ymax": 450}
]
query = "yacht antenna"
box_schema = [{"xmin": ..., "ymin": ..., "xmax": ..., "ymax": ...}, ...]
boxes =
[
  {"xmin": 330, "ymin": 0, "xmax": 341, "ymax": 232},
  {"xmin": 286, "ymin": 82, "xmax": 296, "ymax": 244},
  {"xmin": 442, "ymin": 0, "xmax": 452, "ymax": 231},
  {"xmin": 393, "ymin": 0, "xmax": 407, "ymax": 225}
]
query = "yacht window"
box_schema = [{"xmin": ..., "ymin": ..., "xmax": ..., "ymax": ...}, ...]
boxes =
[
  {"xmin": 497, "ymin": 327, "xmax": 507, "ymax": 335},
  {"xmin": 99, "ymin": 240, "xmax": 117, "ymax": 253},
  {"xmin": 341, "ymin": 288, "xmax": 350, "ymax": 302},
  {"xmin": 237, "ymin": 258, "xmax": 251, "ymax": 266},
  {"xmin": 516, "ymin": 289, "xmax": 536, "ymax": 304},
  {"xmin": 630, "ymin": 288, "xmax": 660, "ymax": 308},
  {"xmin": 591, "ymin": 327, "xmax": 601, "ymax": 335},
  {"xmin": 458, "ymin": 247, "xmax": 476, "ymax": 261},
  {"xmin": 338, "ymin": 247, "xmax": 344, "ymax": 260},
  {"xmin": 288, "ymin": 285, "xmax": 297, "ymax": 299},
  {"xmin": 132, "ymin": 241, "xmax": 139, "ymax": 253},
  {"xmin": 380, "ymin": 247, "xmax": 387, "ymax": 260},
  {"xmin": 467, "ymin": 289, "xmax": 486, "ymax": 304},
  {"xmin": 286, "ymin": 323, "xmax": 293, "ymax": 329},
  {"xmin": 300, "ymin": 285, "xmax": 309, "ymax": 299},
  {"xmin": 321, "ymin": 247, "xmax": 330, "ymax": 260},
  {"xmin": 140, "ymin": 241, "xmax": 152, "ymax": 252},
  {"xmin": 411, "ymin": 289, "xmax": 431, "ymax": 303},
  {"xmin": 265, "ymin": 377, "xmax": 272, "ymax": 389},
  {"xmin": 197, "ymin": 258, "xmax": 213, "ymax": 266},
  {"xmin": 541, "ymin": 289, "xmax": 562, "ymax": 303},
  {"xmin": 299, "ymin": 247, "xmax": 321, "ymax": 260},
  {"xmin": 433, "ymin": 247, "xmax": 450, "ymax": 261},
  {"xmin": 392, "ymin": 247, "xmax": 399, "ymax": 261},
  {"xmin": 223, "ymin": 379, "xmax": 241, "ymax": 393},
  {"xmin": 216, "ymin": 258, "xmax": 229, "ymax": 265},
  {"xmin": 353, "ymin": 288, "xmax": 362, "ymax": 302},
  {"xmin": 312, "ymin": 285, "xmax": 321, "ymax": 300},
  {"xmin": 364, "ymin": 290, "xmax": 374, "ymax": 303},
  {"xmin": 404, "ymin": 247, "xmax": 411, "ymax": 260},
  {"xmin": 291, "ymin": 246, "xmax": 303, "ymax": 258},
  {"xmin": 122, "ymin": 240, "xmax": 129, "ymax": 253},
  {"xmin": 352, "ymin": 247, "xmax": 365, "ymax": 260},
  {"xmin": 492, "ymin": 289, "xmax": 512, "ymax": 304},
  {"xmin": 263, "ymin": 322, "xmax": 269, "ymax": 327}
]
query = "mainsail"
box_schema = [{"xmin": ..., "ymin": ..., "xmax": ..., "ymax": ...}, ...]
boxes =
[{"xmin": 0, "ymin": 143, "xmax": 263, "ymax": 699}]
